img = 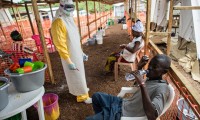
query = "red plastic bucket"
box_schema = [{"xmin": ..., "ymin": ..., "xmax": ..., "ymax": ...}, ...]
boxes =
[{"xmin": 34, "ymin": 93, "xmax": 60, "ymax": 120}]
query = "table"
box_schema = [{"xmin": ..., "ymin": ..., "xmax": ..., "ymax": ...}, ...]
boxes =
[{"xmin": 0, "ymin": 83, "xmax": 45, "ymax": 120}]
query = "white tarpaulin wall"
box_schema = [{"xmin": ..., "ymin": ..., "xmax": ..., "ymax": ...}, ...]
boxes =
[
  {"xmin": 151, "ymin": 0, "xmax": 168, "ymax": 27},
  {"xmin": 151, "ymin": 0, "xmax": 181, "ymax": 27},
  {"xmin": 179, "ymin": 0, "xmax": 200, "ymax": 59}
]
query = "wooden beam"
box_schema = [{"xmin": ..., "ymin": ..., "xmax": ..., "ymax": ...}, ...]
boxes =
[
  {"xmin": 86, "ymin": 0, "xmax": 90, "ymax": 38},
  {"xmin": 174, "ymin": 6, "xmax": 200, "ymax": 10},
  {"xmin": 87, "ymin": 13, "xmax": 110, "ymax": 26},
  {"xmin": 150, "ymin": 32, "xmax": 169, "ymax": 36},
  {"xmin": 144, "ymin": 0, "xmax": 151, "ymax": 55},
  {"xmin": 94, "ymin": 1, "xmax": 97, "ymax": 30},
  {"xmin": 25, "ymin": 2, "xmax": 35, "ymax": 35},
  {"xmin": 166, "ymin": 0, "xmax": 173, "ymax": 55},
  {"xmin": 130, "ymin": 0, "xmax": 133, "ymax": 27},
  {"xmin": 75, "ymin": 0, "xmax": 82, "ymax": 37},
  {"xmin": 31, "ymin": 0, "xmax": 55, "ymax": 84}
]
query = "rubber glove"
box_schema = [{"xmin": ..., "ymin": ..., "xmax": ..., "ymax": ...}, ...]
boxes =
[
  {"xmin": 83, "ymin": 52, "xmax": 88, "ymax": 61},
  {"xmin": 66, "ymin": 58, "xmax": 77, "ymax": 70},
  {"xmin": 68, "ymin": 63, "xmax": 77, "ymax": 70}
]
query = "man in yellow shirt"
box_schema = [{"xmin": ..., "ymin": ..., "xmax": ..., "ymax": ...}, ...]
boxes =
[{"xmin": 51, "ymin": 0, "xmax": 91, "ymax": 103}]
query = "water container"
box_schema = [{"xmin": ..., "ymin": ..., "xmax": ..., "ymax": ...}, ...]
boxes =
[
  {"xmin": 34, "ymin": 93, "xmax": 60, "ymax": 120},
  {"xmin": 0, "ymin": 77, "xmax": 9, "ymax": 111},
  {"xmin": 96, "ymin": 36, "xmax": 103, "ymax": 44},
  {"xmin": 87, "ymin": 38, "xmax": 95, "ymax": 45},
  {"xmin": 123, "ymin": 24, "xmax": 127, "ymax": 30},
  {"xmin": 177, "ymin": 98, "xmax": 198, "ymax": 120}
]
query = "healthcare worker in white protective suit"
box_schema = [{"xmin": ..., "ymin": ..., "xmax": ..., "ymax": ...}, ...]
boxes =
[{"xmin": 51, "ymin": 0, "xmax": 91, "ymax": 103}]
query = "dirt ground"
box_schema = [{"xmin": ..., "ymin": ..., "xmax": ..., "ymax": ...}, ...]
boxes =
[
  {"xmin": 26, "ymin": 23, "xmax": 200, "ymax": 120},
  {"xmin": 27, "ymin": 23, "xmax": 135, "ymax": 120}
]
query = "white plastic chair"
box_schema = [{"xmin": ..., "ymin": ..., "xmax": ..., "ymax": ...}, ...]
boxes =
[{"xmin": 118, "ymin": 84, "xmax": 175, "ymax": 120}]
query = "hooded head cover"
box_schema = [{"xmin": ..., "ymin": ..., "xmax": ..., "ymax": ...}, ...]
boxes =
[
  {"xmin": 54, "ymin": 0, "xmax": 75, "ymax": 18},
  {"xmin": 132, "ymin": 20, "xmax": 144, "ymax": 32}
]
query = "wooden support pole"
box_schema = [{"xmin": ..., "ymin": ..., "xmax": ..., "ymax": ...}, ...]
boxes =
[
  {"xmin": 167, "ymin": 0, "xmax": 174, "ymax": 55},
  {"xmin": 49, "ymin": 3, "xmax": 54, "ymax": 18},
  {"xmin": 0, "ymin": 22, "xmax": 8, "ymax": 41},
  {"xmin": 130, "ymin": 0, "xmax": 133, "ymax": 27},
  {"xmin": 16, "ymin": 7, "xmax": 22, "ymax": 20},
  {"xmin": 174, "ymin": 6, "xmax": 200, "ymax": 10},
  {"xmin": 134, "ymin": 0, "xmax": 137, "ymax": 22},
  {"xmin": 150, "ymin": 32, "xmax": 169, "ymax": 36},
  {"xmin": 99, "ymin": 1, "xmax": 102, "ymax": 26},
  {"xmin": 75, "ymin": 0, "xmax": 82, "ymax": 37},
  {"xmin": 94, "ymin": 1, "xmax": 97, "ymax": 30},
  {"xmin": 16, "ymin": 7, "xmax": 24, "ymax": 38},
  {"xmin": 11, "ymin": 6, "xmax": 21, "ymax": 32},
  {"xmin": 31, "ymin": 0, "xmax": 55, "ymax": 84},
  {"xmin": 86, "ymin": 0, "xmax": 90, "ymax": 38},
  {"xmin": 144, "ymin": 0, "xmax": 151, "ymax": 55},
  {"xmin": 25, "ymin": 2, "xmax": 35, "ymax": 35}
]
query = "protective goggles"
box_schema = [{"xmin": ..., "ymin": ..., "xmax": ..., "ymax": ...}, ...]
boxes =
[{"xmin": 60, "ymin": 4, "xmax": 75, "ymax": 11}]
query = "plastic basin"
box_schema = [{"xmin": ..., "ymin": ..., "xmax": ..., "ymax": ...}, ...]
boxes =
[
  {"xmin": 0, "ymin": 77, "xmax": 10, "ymax": 111},
  {"xmin": 4, "ymin": 64, "xmax": 47, "ymax": 93}
]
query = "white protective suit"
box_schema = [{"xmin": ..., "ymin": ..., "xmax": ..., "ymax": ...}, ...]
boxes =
[{"xmin": 51, "ymin": 0, "xmax": 89, "ymax": 96}]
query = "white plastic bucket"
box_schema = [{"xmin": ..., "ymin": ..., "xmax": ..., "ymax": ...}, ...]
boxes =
[
  {"xmin": 96, "ymin": 37, "xmax": 103, "ymax": 44},
  {"xmin": 123, "ymin": 24, "xmax": 127, "ymax": 30},
  {"xmin": 177, "ymin": 98, "xmax": 198, "ymax": 120}
]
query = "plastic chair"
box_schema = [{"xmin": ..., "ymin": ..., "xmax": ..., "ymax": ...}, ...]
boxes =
[
  {"xmin": 31, "ymin": 35, "xmax": 54, "ymax": 53},
  {"xmin": 114, "ymin": 48, "xmax": 143, "ymax": 81},
  {"xmin": 118, "ymin": 84, "xmax": 175, "ymax": 120}
]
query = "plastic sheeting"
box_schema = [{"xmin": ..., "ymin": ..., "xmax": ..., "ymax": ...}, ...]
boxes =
[
  {"xmin": 151, "ymin": 0, "xmax": 168, "ymax": 27},
  {"xmin": 151, "ymin": 0, "xmax": 181, "ymax": 27},
  {"xmin": 179, "ymin": 0, "xmax": 200, "ymax": 59}
]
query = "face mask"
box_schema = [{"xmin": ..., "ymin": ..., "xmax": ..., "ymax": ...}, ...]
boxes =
[
  {"xmin": 65, "ymin": 11, "xmax": 74, "ymax": 17},
  {"xmin": 60, "ymin": 4, "xmax": 75, "ymax": 16}
]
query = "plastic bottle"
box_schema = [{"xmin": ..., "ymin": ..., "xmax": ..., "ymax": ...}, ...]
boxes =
[{"xmin": 125, "ymin": 70, "xmax": 149, "ymax": 81}]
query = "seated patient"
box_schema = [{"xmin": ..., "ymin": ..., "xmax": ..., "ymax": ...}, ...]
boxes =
[
  {"xmin": 86, "ymin": 54, "xmax": 171, "ymax": 120},
  {"xmin": 105, "ymin": 20, "xmax": 144, "ymax": 73}
]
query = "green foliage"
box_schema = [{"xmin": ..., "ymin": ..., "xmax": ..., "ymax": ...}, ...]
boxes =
[
  {"xmin": 77, "ymin": 1, "xmax": 112, "ymax": 13},
  {"xmin": 8, "ymin": 1, "xmax": 112, "ymax": 15}
]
